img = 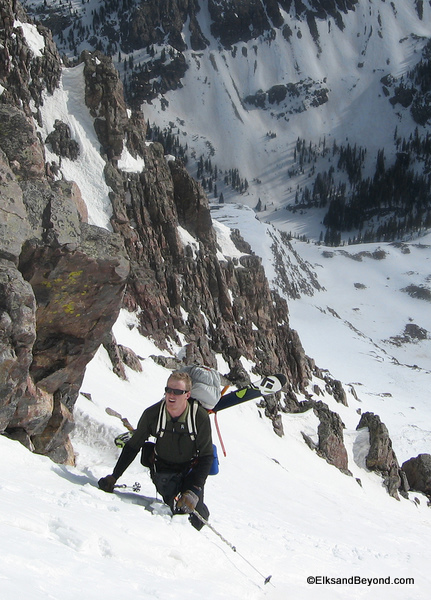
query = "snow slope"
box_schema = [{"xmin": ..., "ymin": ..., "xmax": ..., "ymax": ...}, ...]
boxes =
[{"xmin": 2, "ymin": 311, "xmax": 431, "ymax": 599}]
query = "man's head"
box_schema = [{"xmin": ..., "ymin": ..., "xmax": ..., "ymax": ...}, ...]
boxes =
[{"xmin": 165, "ymin": 371, "xmax": 192, "ymax": 417}]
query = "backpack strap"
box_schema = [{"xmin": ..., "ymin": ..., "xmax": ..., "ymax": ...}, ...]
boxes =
[
  {"xmin": 156, "ymin": 400, "xmax": 198, "ymax": 442},
  {"xmin": 187, "ymin": 400, "xmax": 199, "ymax": 441},
  {"xmin": 156, "ymin": 400, "xmax": 167, "ymax": 438}
]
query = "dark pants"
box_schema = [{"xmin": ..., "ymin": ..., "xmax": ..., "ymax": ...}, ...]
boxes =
[{"xmin": 151, "ymin": 468, "xmax": 209, "ymax": 531}]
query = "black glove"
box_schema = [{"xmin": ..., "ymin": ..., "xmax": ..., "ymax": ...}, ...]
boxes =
[
  {"xmin": 98, "ymin": 474, "xmax": 117, "ymax": 493},
  {"xmin": 175, "ymin": 489, "xmax": 199, "ymax": 514}
]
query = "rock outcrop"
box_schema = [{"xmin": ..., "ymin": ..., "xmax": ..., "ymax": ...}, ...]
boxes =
[
  {"xmin": 315, "ymin": 402, "xmax": 350, "ymax": 473},
  {"xmin": 356, "ymin": 412, "xmax": 403, "ymax": 499},
  {"xmin": 297, "ymin": 398, "xmax": 350, "ymax": 473},
  {"xmin": 402, "ymin": 454, "xmax": 431, "ymax": 498}
]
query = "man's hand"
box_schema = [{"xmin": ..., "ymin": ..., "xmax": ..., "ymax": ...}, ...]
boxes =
[
  {"xmin": 98, "ymin": 475, "xmax": 117, "ymax": 493},
  {"xmin": 175, "ymin": 490, "xmax": 199, "ymax": 513}
]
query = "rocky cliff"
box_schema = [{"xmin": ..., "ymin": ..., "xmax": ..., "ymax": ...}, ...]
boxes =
[
  {"xmin": 0, "ymin": 0, "xmax": 312, "ymax": 464},
  {"xmin": 0, "ymin": 0, "xmax": 131, "ymax": 463}
]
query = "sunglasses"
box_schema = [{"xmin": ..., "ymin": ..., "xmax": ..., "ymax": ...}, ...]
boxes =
[{"xmin": 164, "ymin": 386, "xmax": 189, "ymax": 396}]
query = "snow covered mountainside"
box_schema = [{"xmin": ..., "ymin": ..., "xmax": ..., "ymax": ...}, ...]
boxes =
[
  {"xmin": 214, "ymin": 203, "xmax": 431, "ymax": 463},
  {"xmin": 23, "ymin": 0, "xmax": 431, "ymax": 241},
  {"xmin": 141, "ymin": 0, "xmax": 431, "ymax": 242}
]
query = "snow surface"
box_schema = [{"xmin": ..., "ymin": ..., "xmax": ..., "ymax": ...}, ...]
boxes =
[
  {"xmin": 3, "ymin": 6, "xmax": 431, "ymax": 599},
  {"xmin": 37, "ymin": 62, "xmax": 113, "ymax": 230}
]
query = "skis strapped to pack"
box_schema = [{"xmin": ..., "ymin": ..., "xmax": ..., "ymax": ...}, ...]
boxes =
[
  {"xmin": 211, "ymin": 373, "xmax": 286, "ymax": 412},
  {"xmin": 115, "ymin": 430, "xmax": 133, "ymax": 448},
  {"xmin": 109, "ymin": 372, "xmax": 286, "ymax": 460}
]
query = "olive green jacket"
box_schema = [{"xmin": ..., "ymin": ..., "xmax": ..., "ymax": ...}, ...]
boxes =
[{"xmin": 113, "ymin": 400, "xmax": 213, "ymax": 489}]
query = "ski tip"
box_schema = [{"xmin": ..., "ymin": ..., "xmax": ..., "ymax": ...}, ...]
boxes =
[{"xmin": 274, "ymin": 374, "xmax": 287, "ymax": 386}]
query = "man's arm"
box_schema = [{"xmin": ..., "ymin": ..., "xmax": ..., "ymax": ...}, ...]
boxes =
[
  {"xmin": 112, "ymin": 444, "xmax": 139, "ymax": 479},
  {"xmin": 98, "ymin": 405, "xmax": 155, "ymax": 492},
  {"xmin": 98, "ymin": 443, "xmax": 139, "ymax": 492}
]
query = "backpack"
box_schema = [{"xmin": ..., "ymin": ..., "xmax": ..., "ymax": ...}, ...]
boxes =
[{"xmin": 179, "ymin": 365, "xmax": 222, "ymax": 410}]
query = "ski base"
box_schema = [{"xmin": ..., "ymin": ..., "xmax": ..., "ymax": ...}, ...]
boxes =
[{"xmin": 212, "ymin": 374, "xmax": 286, "ymax": 412}]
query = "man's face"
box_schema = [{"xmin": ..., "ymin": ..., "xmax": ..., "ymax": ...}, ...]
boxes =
[{"xmin": 165, "ymin": 377, "xmax": 190, "ymax": 417}]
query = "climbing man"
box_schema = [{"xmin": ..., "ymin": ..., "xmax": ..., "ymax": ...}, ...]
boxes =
[{"xmin": 98, "ymin": 370, "xmax": 214, "ymax": 530}]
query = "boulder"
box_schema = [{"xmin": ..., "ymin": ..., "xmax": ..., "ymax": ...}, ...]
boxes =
[
  {"xmin": 314, "ymin": 401, "xmax": 350, "ymax": 473},
  {"xmin": 45, "ymin": 120, "xmax": 80, "ymax": 160},
  {"xmin": 357, "ymin": 412, "xmax": 402, "ymax": 499},
  {"xmin": 402, "ymin": 454, "xmax": 431, "ymax": 496}
]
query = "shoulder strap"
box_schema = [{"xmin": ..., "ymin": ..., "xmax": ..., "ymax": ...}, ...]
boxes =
[
  {"xmin": 156, "ymin": 400, "xmax": 167, "ymax": 438},
  {"xmin": 156, "ymin": 400, "xmax": 198, "ymax": 441},
  {"xmin": 187, "ymin": 400, "xmax": 199, "ymax": 441}
]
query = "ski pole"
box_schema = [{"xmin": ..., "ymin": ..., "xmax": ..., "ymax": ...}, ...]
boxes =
[
  {"xmin": 191, "ymin": 509, "xmax": 272, "ymax": 586},
  {"xmin": 114, "ymin": 482, "xmax": 141, "ymax": 492}
]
